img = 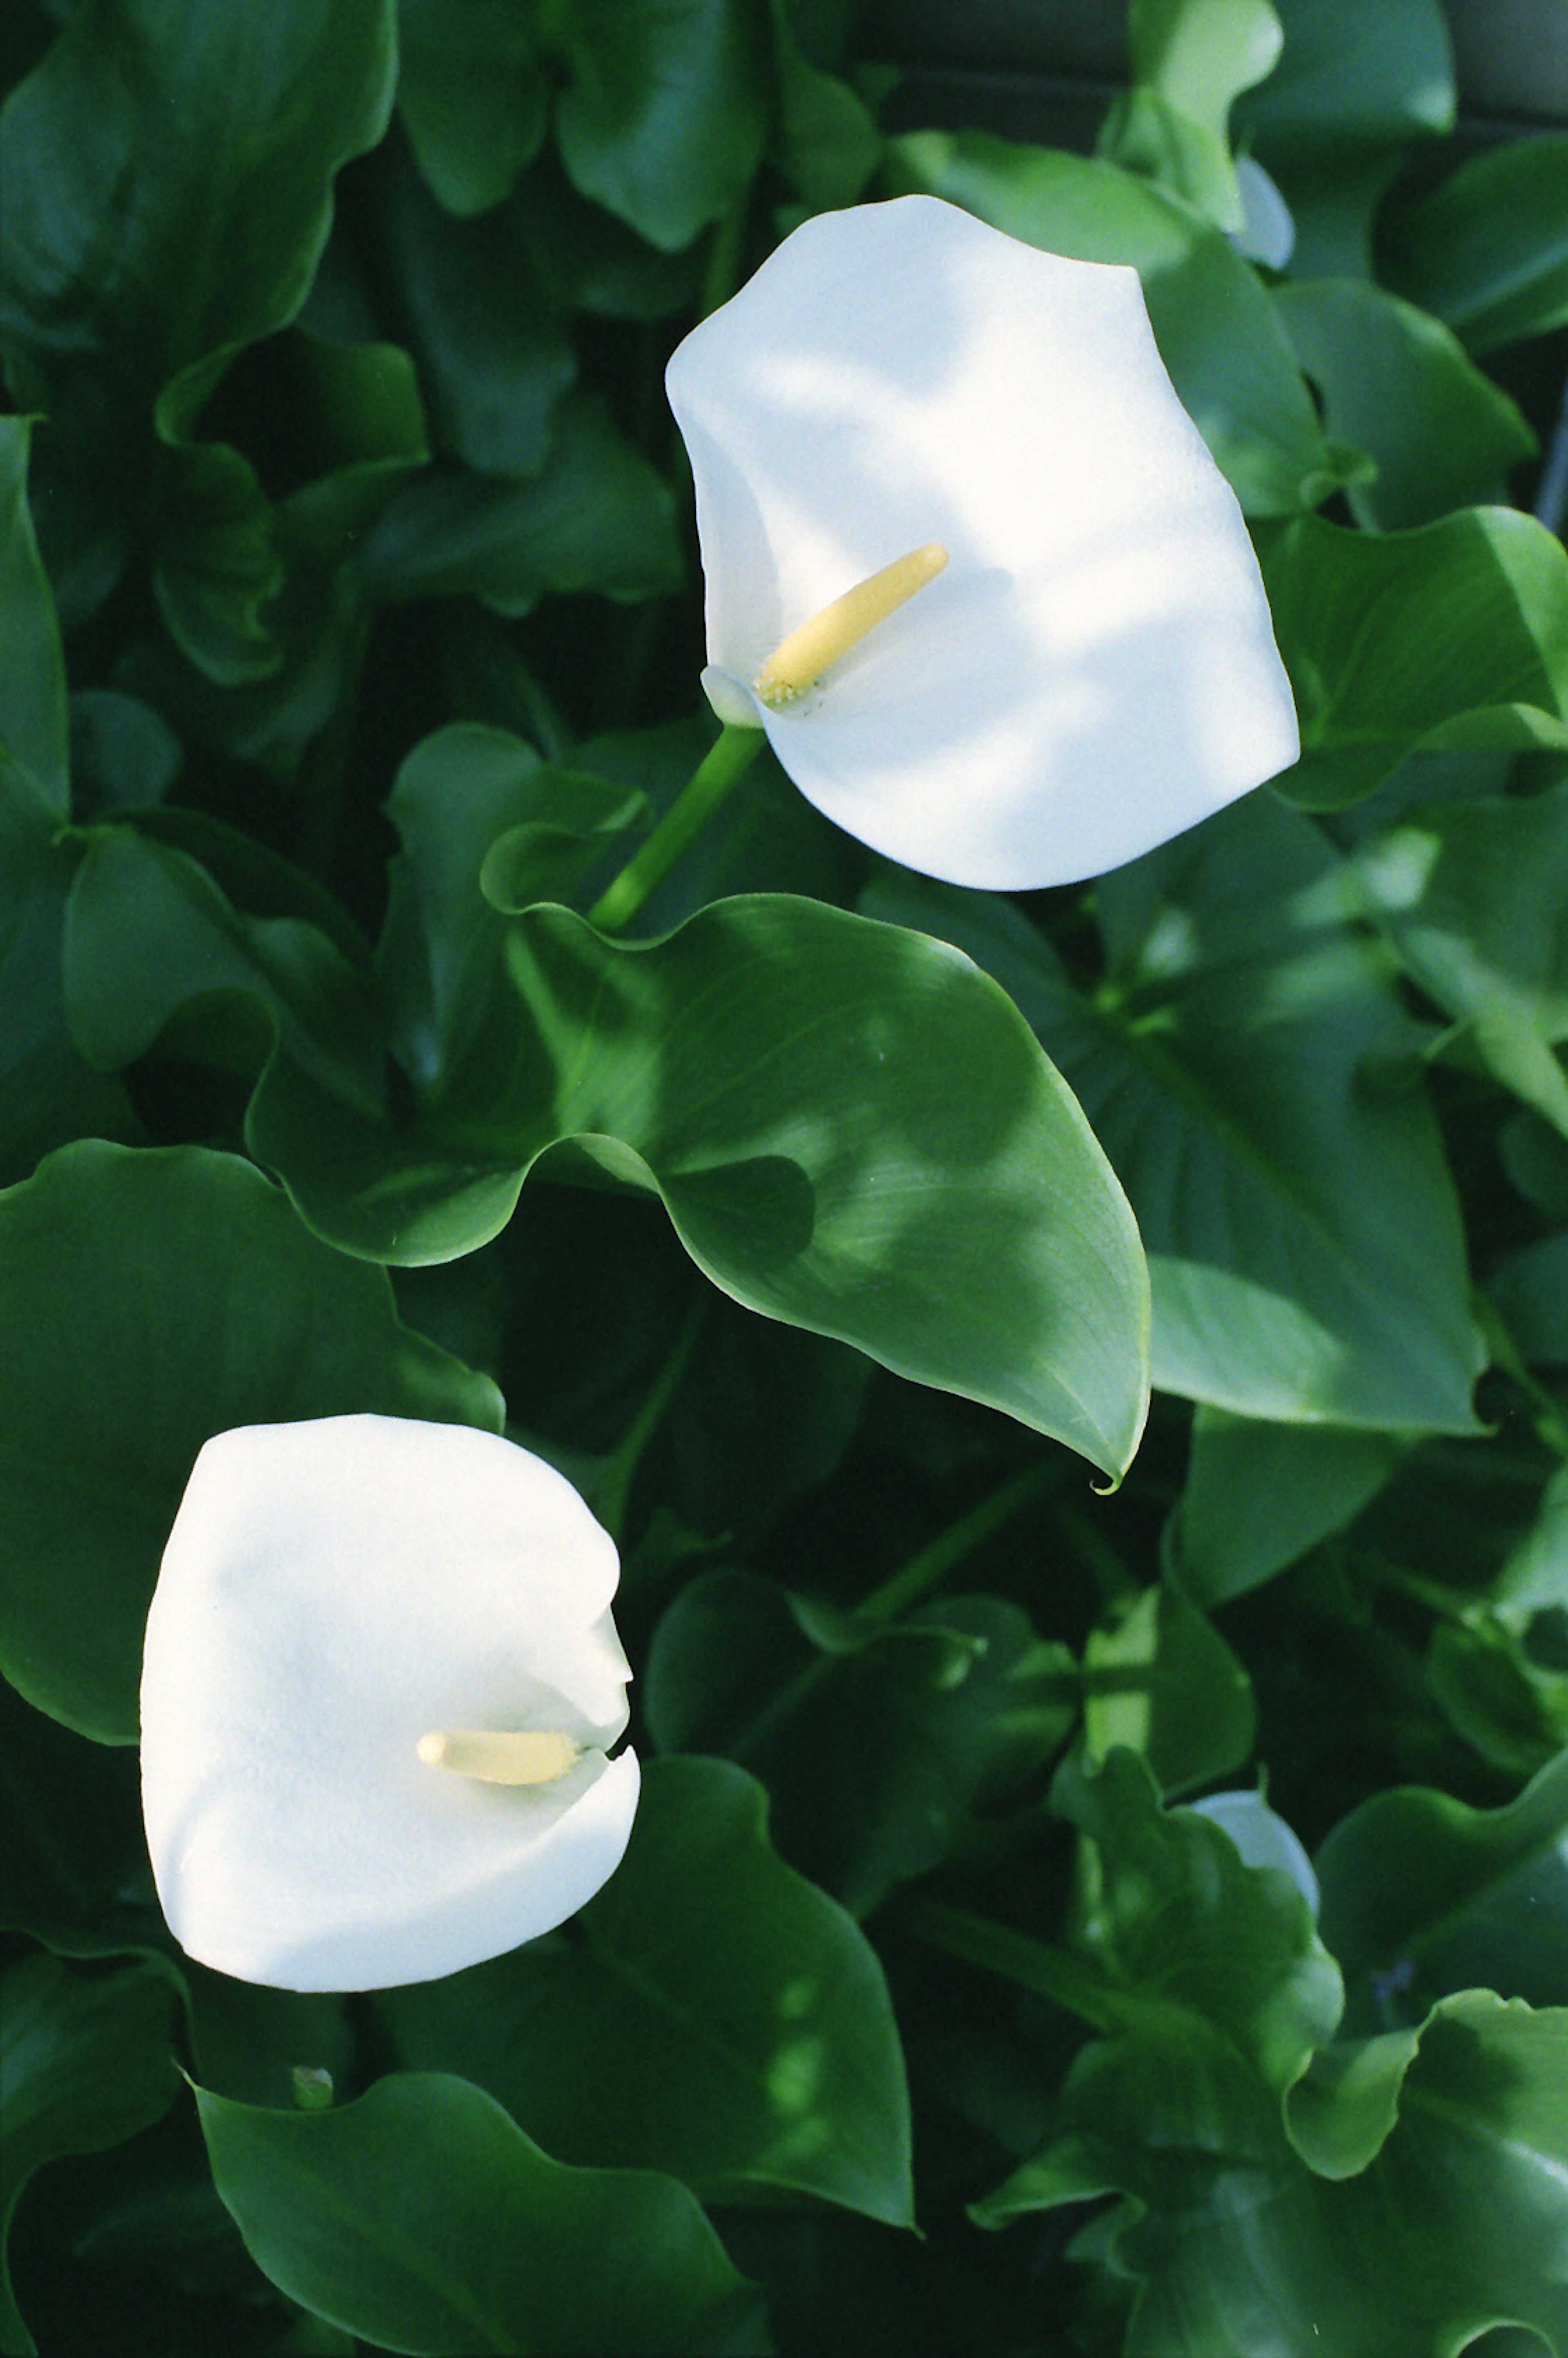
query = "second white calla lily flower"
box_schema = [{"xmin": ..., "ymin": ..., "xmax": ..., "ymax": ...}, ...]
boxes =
[
  {"xmin": 140, "ymin": 1415, "xmax": 639, "ymax": 1992},
  {"xmin": 666, "ymin": 194, "xmax": 1300, "ymax": 890}
]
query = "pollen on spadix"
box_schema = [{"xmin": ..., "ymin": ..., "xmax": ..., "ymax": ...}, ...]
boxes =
[
  {"xmin": 417, "ymin": 1729, "xmax": 584, "ymax": 1786},
  {"xmin": 753, "ymin": 542, "xmax": 948, "ymax": 709}
]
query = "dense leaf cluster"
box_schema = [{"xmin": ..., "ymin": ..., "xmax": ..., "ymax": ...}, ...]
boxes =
[{"xmin": 3, "ymin": 0, "xmax": 1568, "ymax": 2352}]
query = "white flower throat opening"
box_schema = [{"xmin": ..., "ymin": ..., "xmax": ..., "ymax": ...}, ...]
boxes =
[
  {"xmin": 418, "ymin": 1728, "xmax": 584, "ymax": 1785},
  {"xmin": 753, "ymin": 541, "xmax": 948, "ymax": 709}
]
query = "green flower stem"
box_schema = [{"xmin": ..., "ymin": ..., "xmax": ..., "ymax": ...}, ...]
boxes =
[
  {"xmin": 893, "ymin": 1895, "xmax": 1123, "ymax": 2035},
  {"xmin": 855, "ymin": 1461, "xmax": 1058, "ymax": 1627},
  {"xmin": 594, "ymin": 1289, "xmax": 708, "ymax": 1545},
  {"xmin": 587, "ymin": 722, "xmax": 764, "ymax": 936}
]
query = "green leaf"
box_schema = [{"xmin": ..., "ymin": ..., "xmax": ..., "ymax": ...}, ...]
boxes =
[
  {"xmin": 500, "ymin": 898, "xmax": 1151, "ymax": 1474},
  {"xmin": 1100, "ymin": 0, "xmax": 1284, "ymax": 232},
  {"xmin": 1054, "ymin": 1748, "xmax": 1341, "ymax": 2091},
  {"xmin": 1383, "ymin": 133, "xmax": 1568, "ymax": 354},
  {"xmin": 644, "ymin": 1571, "xmax": 1078, "ymax": 1911},
  {"xmin": 1263, "ymin": 506, "xmax": 1568, "ymax": 808},
  {"xmin": 547, "ymin": 0, "xmax": 770, "ymax": 252},
  {"xmin": 0, "ymin": 1141, "xmax": 503, "ymax": 1743},
  {"xmin": 1234, "ymin": 0, "xmax": 1454, "ymax": 276},
  {"xmin": 63, "ymin": 822, "xmax": 385, "ymax": 1114},
  {"xmin": 1, "ymin": 1952, "xmax": 182, "ymax": 2358},
  {"xmin": 1316, "ymin": 1743, "xmax": 1568, "ymax": 2032},
  {"xmin": 196, "ymin": 2068, "xmax": 768, "ymax": 2356},
  {"xmin": 885, "ymin": 128, "xmax": 1344, "ymax": 515},
  {"xmin": 1173, "ymin": 1406, "xmax": 1405, "ymax": 1606},
  {"xmin": 0, "ymin": 1681, "xmax": 154, "ymax": 1954},
  {"xmin": 865, "ymin": 813, "xmax": 1483, "ymax": 1434},
  {"xmin": 767, "ymin": 0, "xmax": 879, "ymax": 209},
  {"xmin": 1082, "ymin": 1579, "xmax": 1256, "ymax": 1796},
  {"xmin": 361, "ymin": 392, "xmax": 681, "ymax": 615},
  {"xmin": 976, "ymin": 1991, "xmax": 1568, "ymax": 2358},
  {"xmin": 355, "ymin": 144, "xmax": 575, "ymax": 478},
  {"xmin": 396, "ymin": 0, "xmax": 548, "ymax": 216},
  {"xmin": 1273, "ymin": 276, "xmax": 1537, "ymax": 530},
  {"xmin": 0, "ymin": 415, "xmax": 66, "ymax": 812},
  {"xmin": 252, "ymin": 891, "xmax": 1148, "ymax": 1473},
  {"xmin": 379, "ymin": 1755, "xmax": 914, "ymax": 2225},
  {"xmin": 0, "ymin": 0, "xmax": 396, "ymax": 401},
  {"xmin": 1348, "ymin": 781, "xmax": 1568, "ymax": 1138},
  {"xmin": 149, "ymin": 432, "xmax": 285, "ymax": 686},
  {"xmin": 0, "ymin": 426, "xmax": 138, "ymax": 1182}
]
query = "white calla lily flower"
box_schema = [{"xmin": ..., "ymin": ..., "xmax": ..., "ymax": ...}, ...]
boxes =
[
  {"xmin": 140, "ymin": 1415, "xmax": 639, "ymax": 1992},
  {"xmin": 666, "ymin": 194, "xmax": 1299, "ymax": 889},
  {"xmin": 1185, "ymin": 1787, "xmax": 1320, "ymax": 1916}
]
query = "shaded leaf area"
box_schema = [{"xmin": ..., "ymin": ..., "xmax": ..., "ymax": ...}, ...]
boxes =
[
  {"xmin": 1316, "ymin": 1743, "xmax": 1568, "ymax": 2034},
  {"xmin": 1233, "ymin": 0, "xmax": 1454, "ymax": 276},
  {"xmin": 62, "ymin": 727, "xmax": 1151, "ymax": 1474},
  {"xmin": 1, "ymin": 1952, "xmax": 183, "ymax": 2358},
  {"xmin": 1348, "ymin": 781, "xmax": 1568, "ymax": 1141},
  {"xmin": 377, "ymin": 1756, "xmax": 913, "ymax": 2225},
  {"xmin": 644, "ymin": 1571, "xmax": 1078, "ymax": 1913},
  {"xmin": 0, "ymin": 1141, "xmax": 501, "ymax": 1743},
  {"xmin": 1274, "ymin": 276, "xmax": 1537, "ymax": 530},
  {"xmin": 1172, "ymin": 1407, "xmax": 1406, "ymax": 1607},
  {"xmin": 1382, "ymin": 133, "xmax": 1568, "ymax": 355},
  {"xmin": 977, "ymin": 1991, "xmax": 1568, "ymax": 2358},
  {"xmin": 0, "ymin": 419, "xmax": 138, "ymax": 1183},
  {"xmin": 0, "ymin": 0, "xmax": 397, "ymax": 660},
  {"xmin": 195, "ymin": 2069, "xmax": 770, "ymax": 2357},
  {"xmin": 865, "ymin": 797, "xmax": 1483, "ymax": 1433},
  {"xmin": 885, "ymin": 127, "xmax": 1347, "ymax": 516}
]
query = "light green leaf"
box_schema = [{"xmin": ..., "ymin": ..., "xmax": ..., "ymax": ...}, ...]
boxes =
[
  {"xmin": 0, "ymin": 1141, "xmax": 502, "ymax": 1743},
  {"xmin": 886, "ymin": 128, "xmax": 1341, "ymax": 515},
  {"xmin": 196, "ymin": 2069, "xmax": 768, "ymax": 2356},
  {"xmin": 645, "ymin": 1572, "xmax": 1077, "ymax": 1911},
  {"xmin": 1316, "ymin": 1744, "xmax": 1568, "ymax": 2031},
  {"xmin": 1083, "ymin": 1580, "xmax": 1256, "ymax": 1795},
  {"xmin": 1054, "ymin": 1748, "xmax": 1341, "ymax": 2091},
  {"xmin": 1384, "ymin": 133, "xmax": 1568, "ymax": 354},
  {"xmin": 1100, "ymin": 0, "xmax": 1283, "ymax": 231},
  {"xmin": 1274, "ymin": 275, "xmax": 1537, "ymax": 529},
  {"xmin": 977, "ymin": 1992, "xmax": 1568, "ymax": 2358},
  {"xmin": 865, "ymin": 812, "xmax": 1483, "ymax": 1435},
  {"xmin": 379, "ymin": 1755, "xmax": 913, "ymax": 2224},
  {"xmin": 1263, "ymin": 506, "xmax": 1568, "ymax": 809},
  {"xmin": 1, "ymin": 1952, "xmax": 182, "ymax": 2358},
  {"xmin": 547, "ymin": 0, "xmax": 770, "ymax": 252}
]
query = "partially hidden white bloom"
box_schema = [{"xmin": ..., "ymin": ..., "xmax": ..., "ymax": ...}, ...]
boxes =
[
  {"xmin": 140, "ymin": 1415, "xmax": 639, "ymax": 1992},
  {"xmin": 666, "ymin": 194, "xmax": 1300, "ymax": 890},
  {"xmin": 1184, "ymin": 1787, "xmax": 1320, "ymax": 1916}
]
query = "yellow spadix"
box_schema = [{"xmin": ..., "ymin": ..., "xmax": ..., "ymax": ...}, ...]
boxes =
[
  {"xmin": 417, "ymin": 1729, "xmax": 583, "ymax": 1785},
  {"xmin": 753, "ymin": 542, "xmax": 948, "ymax": 709}
]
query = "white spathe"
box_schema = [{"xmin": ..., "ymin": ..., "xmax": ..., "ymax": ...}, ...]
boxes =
[
  {"xmin": 1185, "ymin": 1787, "xmax": 1320, "ymax": 1917},
  {"xmin": 666, "ymin": 194, "xmax": 1300, "ymax": 890},
  {"xmin": 140, "ymin": 1415, "xmax": 639, "ymax": 1992}
]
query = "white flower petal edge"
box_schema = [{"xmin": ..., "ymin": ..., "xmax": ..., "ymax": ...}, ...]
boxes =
[
  {"xmin": 1184, "ymin": 1787, "xmax": 1320, "ymax": 1917},
  {"xmin": 666, "ymin": 193, "xmax": 1300, "ymax": 890},
  {"xmin": 140, "ymin": 1414, "xmax": 639, "ymax": 1992}
]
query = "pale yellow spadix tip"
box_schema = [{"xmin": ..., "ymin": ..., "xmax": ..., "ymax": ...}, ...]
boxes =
[
  {"xmin": 417, "ymin": 1729, "xmax": 584, "ymax": 1786},
  {"xmin": 754, "ymin": 541, "xmax": 948, "ymax": 709}
]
